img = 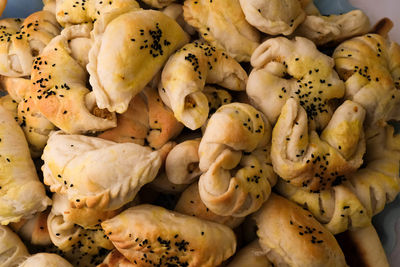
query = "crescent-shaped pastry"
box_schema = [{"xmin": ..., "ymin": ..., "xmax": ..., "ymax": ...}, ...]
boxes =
[
  {"xmin": 42, "ymin": 131, "xmax": 162, "ymax": 211},
  {"xmin": 272, "ymin": 99, "xmax": 366, "ymax": 191},
  {"xmin": 159, "ymin": 41, "xmax": 247, "ymax": 130},
  {"xmin": 247, "ymin": 36, "xmax": 345, "ymax": 129},
  {"xmin": 0, "ymin": 11, "xmax": 61, "ymax": 77},
  {"xmin": 198, "ymin": 103, "xmax": 277, "ymax": 217},
  {"xmin": 30, "ymin": 24, "xmax": 117, "ymax": 134},
  {"xmin": 19, "ymin": 253, "xmax": 73, "ymax": 267},
  {"xmin": 0, "ymin": 105, "xmax": 51, "ymax": 225},
  {"xmin": 0, "ymin": 225, "xmax": 29, "ymax": 267},
  {"xmin": 239, "ymin": 0, "xmax": 306, "ymax": 36},
  {"xmin": 226, "ymin": 241, "xmax": 271, "ymax": 267},
  {"xmin": 101, "ymin": 204, "xmax": 236, "ymax": 267},
  {"xmin": 296, "ymin": 10, "xmax": 370, "ymax": 46},
  {"xmin": 253, "ymin": 193, "xmax": 347, "ymax": 267},
  {"xmin": 88, "ymin": 9, "xmax": 189, "ymax": 114},
  {"xmin": 333, "ymin": 34, "xmax": 400, "ymax": 131},
  {"xmin": 183, "ymin": 0, "xmax": 260, "ymax": 62}
]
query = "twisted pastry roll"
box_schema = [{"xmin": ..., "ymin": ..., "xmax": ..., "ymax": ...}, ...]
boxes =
[
  {"xmin": 43, "ymin": 131, "xmax": 162, "ymax": 211},
  {"xmin": 101, "ymin": 204, "xmax": 236, "ymax": 267},
  {"xmin": 226, "ymin": 241, "xmax": 272, "ymax": 267},
  {"xmin": 239, "ymin": 0, "xmax": 307, "ymax": 35},
  {"xmin": 183, "ymin": 0, "xmax": 260, "ymax": 62},
  {"xmin": 203, "ymin": 86, "xmax": 232, "ymax": 117},
  {"xmin": 30, "ymin": 24, "xmax": 117, "ymax": 134},
  {"xmin": 247, "ymin": 36, "xmax": 345, "ymax": 129},
  {"xmin": 159, "ymin": 41, "xmax": 247, "ymax": 130},
  {"xmin": 0, "ymin": 11, "xmax": 60, "ymax": 77},
  {"xmin": 175, "ymin": 183, "xmax": 244, "ymax": 229},
  {"xmin": 55, "ymin": 0, "xmax": 140, "ymax": 27},
  {"xmin": 333, "ymin": 34, "xmax": 400, "ymax": 130},
  {"xmin": 19, "ymin": 253, "xmax": 73, "ymax": 267},
  {"xmin": 277, "ymin": 125, "xmax": 400, "ymax": 234},
  {"xmin": 296, "ymin": 10, "xmax": 370, "ymax": 46},
  {"xmin": 88, "ymin": 9, "xmax": 189, "ymax": 114},
  {"xmin": 0, "ymin": 105, "xmax": 51, "ymax": 225},
  {"xmin": 254, "ymin": 194, "xmax": 347, "ymax": 267},
  {"xmin": 0, "ymin": 225, "xmax": 29, "ymax": 267},
  {"xmin": 272, "ymin": 99, "xmax": 366, "ymax": 191},
  {"xmin": 198, "ymin": 103, "xmax": 277, "ymax": 217}
]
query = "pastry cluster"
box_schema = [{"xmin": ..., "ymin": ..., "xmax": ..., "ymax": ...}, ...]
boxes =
[{"xmin": 0, "ymin": 0, "xmax": 398, "ymax": 266}]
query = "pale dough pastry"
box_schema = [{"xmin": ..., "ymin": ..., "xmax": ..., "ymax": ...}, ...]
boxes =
[
  {"xmin": 142, "ymin": 0, "xmax": 175, "ymax": 9},
  {"xmin": 0, "ymin": 95, "xmax": 17, "ymax": 119},
  {"xmin": 101, "ymin": 204, "xmax": 236, "ymax": 267},
  {"xmin": 226, "ymin": 241, "xmax": 272, "ymax": 267},
  {"xmin": 0, "ymin": 225, "xmax": 29, "ymax": 267},
  {"xmin": 19, "ymin": 253, "xmax": 73, "ymax": 267}
]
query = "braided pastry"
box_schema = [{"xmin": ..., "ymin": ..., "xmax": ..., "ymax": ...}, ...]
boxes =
[
  {"xmin": 0, "ymin": 11, "xmax": 61, "ymax": 77},
  {"xmin": 159, "ymin": 41, "xmax": 247, "ymax": 130},
  {"xmin": 0, "ymin": 225, "xmax": 29, "ymax": 267}
]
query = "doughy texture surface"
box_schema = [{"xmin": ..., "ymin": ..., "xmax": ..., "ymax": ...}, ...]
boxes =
[
  {"xmin": 19, "ymin": 253, "xmax": 73, "ymax": 267},
  {"xmin": 0, "ymin": 225, "xmax": 29, "ymax": 267}
]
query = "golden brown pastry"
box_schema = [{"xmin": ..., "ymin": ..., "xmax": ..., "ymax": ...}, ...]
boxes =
[
  {"xmin": 43, "ymin": 0, "xmax": 56, "ymax": 14},
  {"xmin": 30, "ymin": 24, "xmax": 117, "ymax": 134},
  {"xmin": 296, "ymin": 10, "xmax": 370, "ymax": 46},
  {"xmin": 101, "ymin": 204, "xmax": 236, "ymax": 267},
  {"xmin": 247, "ymin": 36, "xmax": 345, "ymax": 129},
  {"xmin": 99, "ymin": 250, "xmax": 134, "ymax": 267},
  {"xmin": 0, "ymin": 105, "xmax": 51, "ymax": 225},
  {"xmin": 159, "ymin": 41, "xmax": 247, "ymax": 129},
  {"xmin": 271, "ymin": 99, "xmax": 365, "ymax": 191},
  {"xmin": 88, "ymin": 9, "xmax": 189, "ymax": 114},
  {"xmin": 226, "ymin": 241, "xmax": 272, "ymax": 267},
  {"xmin": 19, "ymin": 253, "xmax": 74, "ymax": 267},
  {"xmin": 0, "ymin": 76, "xmax": 30, "ymax": 103},
  {"xmin": 0, "ymin": 0, "xmax": 6, "ymax": 17},
  {"xmin": 239, "ymin": 0, "xmax": 306, "ymax": 35},
  {"xmin": 254, "ymin": 193, "xmax": 347, "ymax": 267},
  {"xmin": 183, "ymin": 0, "xmax": 260, "ymax": 62},
  {"xmin": 175, "ymin": 183, "xmax": 244, "ymax": 229},
  {"xmin": 333, "ymin": 34, "xmax": 400, "ymax": 131},
  {"xmin": 142, "ymin": 0, "xmax": 176, "ymax": 9},
  {"xmin": 0, "ymin": 11, "xmax": 60, "ymax": 77},
  {"xmin": 42, "ymin": 131, "xmax": 162, "ymax": 211},
  {"xmin": 162, "ymin": 3, "xmax": 196, "ymax": 35},
  {"xmin": 0, "ymin": 225, "xmax": 29, "ymax": 267},
  {"xmin": 198, "ymin": 103, "xmax": 277, "ymax": 217},
  {"xmin": 0, "ymin": 94, "xmax": 18, "ymax": 118}
]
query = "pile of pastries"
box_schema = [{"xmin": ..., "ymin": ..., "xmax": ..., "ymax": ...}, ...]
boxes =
[{"xmin": 0, "ymin": 0, "xmax": 399, "ymax": 266}]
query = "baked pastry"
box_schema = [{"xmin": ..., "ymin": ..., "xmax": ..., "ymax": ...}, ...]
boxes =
[
  {"xmin": 183, "ymin": 0, "xmax": 260, "ymax": 62},
  {"xmin": 247, "ymin": 36, "xmax": 345, "ymax": 129},
  {"xmin": 101, "ymin": 204, "xmax": 237, "ymax": 267},
  {"xmin": 198, "ymin": 103, "xmax": 277, "ymax": 217},
  {"xmin": 159, "ymin": 41, "xmax": 247, "ymax": 129},
  {"xmin": 226, "ymin": 241, "xmax": 272, "ymax": 267},
  {"xmin": 30, "ymin": 24, "xmax": 117, "ymax": 134},
  {"xmin": 19, "ymin": 253, "xmax": 73, "ymax": 267},
  {"xmin": 175, "ymin": 183, "xmax": 244, "ymax": 228},
  {"xmin": 142, "ymin": 0, "xmax": 175, "ymax": 9},
  {"xmin": 0, "ymin": 105, "xmax": 51, "ymax": 225},
  {"xmin": 0, "ymin": 76, "xmax": 30, "ymax": 103},
  {"xmin": 0, "ymin": 225, "xmax": 29, "ymax": 267},
  {"xmin": 99, "ymin": 250, "xmax": 134, "ymax": 267},
  {"xmin": 55, "ymin": 0, "xmax": 140, "ymax": 27},
  {"xmin": 42, "ymin": 131, "xmax": 162, "ymax": 211},
  {"xmin": 0, "ymin": 11, "xmax": 61, "ymax": 77},
  {"xmin": 254, "ymin": 193, "xmax": 347, "ymax": 267},
  {"xmin": 43, "ymin": 0, "xmax": 56, "ymax": 14},
  {"xmin": 162, "ymin": 3, "xmax": 196, "ymax": 35},
  {"xmin": 271, "ymin": 99, "xmax": 365, "ymax": 191},
  {"xmin": 88, "ymin": 9, "xmax": 189, "ymax": 114},
  {"xmin": 239, "ymin": 0, "xmax": 306, "ymax": 35},
  {"xmin": 296, "ymin": 10, "xmax": 370, "ymax": 46},
  {"xmin": 0, "ymin": 94, "xmax": 18, "ymax": 118},
  {"xmin": 333, "ymin": 34, "xmax": 400, "ymax": 132}
]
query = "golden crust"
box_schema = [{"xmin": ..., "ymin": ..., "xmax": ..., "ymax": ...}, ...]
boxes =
[{"xmin": 99, "ymin": 249, "xmax": 134, "ymax": 267}]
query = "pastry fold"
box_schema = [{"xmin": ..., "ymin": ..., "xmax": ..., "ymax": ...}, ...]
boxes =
[
  {"xmin": 19, "ymin": 253, "xmax": 73, "ymax": 267},
  {"xmin": 226, "ymin": 241, "xmax": 271, "ymax": 267},
  {"xmin": 0, "ymin": 225, "xmax": 29, "ymax": 267}
]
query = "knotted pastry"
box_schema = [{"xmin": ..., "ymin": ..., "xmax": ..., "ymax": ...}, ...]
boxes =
[
  {"xmin": 55, "ymin": 0, "xmax": 140, "ymax": 27},
  {"xmin": 183, "ymin": 0, "xmax": 260, "ymax": 62},
  {"xmin": 239, "ymin": 0, "xmax": 306, "ymax": 36},
  {"xmin": 101, "ymin": 204, "xmax": 236, "ymax": 267},
  {"xmin": 99, "ymin": 87, "xmax": 183, "ymax": 149},
  {"xmin": 19, "ymin": 253, "xmax": 73, "ymax": 267},
  {"xmin": 88, "ymin": 9, "xmax": 189, "ymax": 114},
  {"xmin": 198, "ymin": 103, "xmax": 277, "ymax": 217},
  {"xmin": 247, "ymin": 36, "xmax": 345, "ymax": 129},
  {"xmin": 226, "ymin": 241, "xmax": 272, "ymax": 267},
  {"xmin": 271, "ymin": 98, "xmax": 366, "ymax": 191},
  {"xmin": 0, "ymin": 225, "xmax": 29, "ymax": 267},
  {"xmin": 159, "ymin": 41, "xmax": 247, "ymax": 130},
  {"xmin": 296, "ymin": 10, "xmax": 370, "ymax": 46},
  {"xmin": 175, "ymin": 183, "xmax": 244, "ymax": 229},
  {"xmin": 254, "ymin": 193, "xmax": 347, "ymax": 267},
  {"xmin": 30, "ymin": 24, "xmax": 117, "ymax": 134},
  {"xmin": 43, "ymin": 131, "xmax": 162, "ymax": 211},
  {"xmin": 333, "ymin": 34, "xmax": 400, "ymax": 130},
  {"xmin": 0, "ymin": 105, "xmax": 51, "ymax": 225},
  {"xmin": 277, "ymin": 125, "xmax": 400, "ymax": 234},
  {"xmin": 0, "ymin": 11, "xmax": 61, "ymax": 77}
]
